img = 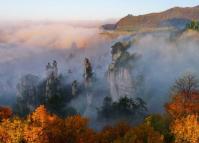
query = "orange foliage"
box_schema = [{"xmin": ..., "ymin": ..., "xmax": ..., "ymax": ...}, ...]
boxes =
[
  {"xmin": 170, "ymin": 114, "xmax": 199, "ymax": 143},
  {"xmin": 122, "ymin": 124, "xmax": 164, "ymax": 143},
  {"xmin": 0, "ymin": 105, "xmax": 168, "ymax": 143},
  {"xmin": 0, "ymin": 126, "xmax": 10, "ymax": 143},
  {"xmin": 24, "ymin": 105, "xmax": 65, "ymax": 143},
  {"xmin": 23, "ymin": 126, "xmax": 50, "ymax": 143},
  {"xmin": 29, "ymin": 105, "xmax": 59, "ymax": 126},
  {"xmin": 64, "ymin": 115, "xmax": 95, "ymax": 143},
  {"xmin": 0, "ymin": 105, "xmax": 97, "ymax": 143},
  {"xmin": 165, "ymin": 92, "xmax": 199, "ymax": 118},
  {"xmin": 96, "ymin": 122, "xmax": 130, "ymax": 143},
  {"xmin": 23, "ymin": 106, "xmax": 96, "ymax": 143},
  {"xmin": 0, "ymin": 118, "xmax": 25, "ymax": 143}
]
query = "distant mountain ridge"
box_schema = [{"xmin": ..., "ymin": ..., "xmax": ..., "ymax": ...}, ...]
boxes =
[{"xmin": 102, "ymin": 5, "xmax": 199, "ymax": 31}]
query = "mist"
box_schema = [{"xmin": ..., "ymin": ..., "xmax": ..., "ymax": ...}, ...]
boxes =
[
  {"xmin": 0, "ymin": 21, "xmax": 199, "ymax": 117},
  {"xmin": 0, "ymin": 21, "xmax": 112, "ymax": 106},
  {"xmin": 129, "ymin": 30, "xmax": 199, "ymax": 112}
]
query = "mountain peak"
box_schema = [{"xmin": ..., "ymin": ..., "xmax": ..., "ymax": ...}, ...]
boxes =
[
  {"xmin": 115, "ymin": 5, "xmax": 199, "ymax": 31},
  {"xmin": 194, "ymin": 5, "xmax": 199, "ymax": 8}
]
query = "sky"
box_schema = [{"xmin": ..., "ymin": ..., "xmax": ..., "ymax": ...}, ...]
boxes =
[{"xmin": 0, "ymin": 0, "xmax": 199, "ymax": 21}]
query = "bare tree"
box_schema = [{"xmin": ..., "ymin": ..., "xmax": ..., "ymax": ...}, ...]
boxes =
[{"xmin": 173, "ymin": 73, "xmax": 199, "ymax": 99}]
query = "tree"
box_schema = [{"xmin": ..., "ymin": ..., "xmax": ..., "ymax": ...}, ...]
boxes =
[
  {"xmin": 96, "ymin": 122, "xmax": 131, "ymax": 143},
  {"xmin": 144, "ymin": 114, "xmax": 174, "ymax": 143},
  {"xmin": 0, "ymin": 118, "xmax": 25, "ymax": 143},
  {"xmin": 64, "ymin": 115, "xmax": 95, "ymax": 143},
  {"xmin": 24, "ymin": 105, "xmax": 66, "ymax": 143},
  {"xmin": 166, "ymin": 74, "xmax": 199, "ymax": 118},
  {"xmin": 122, "ymin": 123, "xmax": 164, "ymax": 143},
  {"xmin": 166, "ymin": 92, "xmax": 199, "ymax": 118},
  {"xmin": 0, "ymin": 126, "xmax": 10, "ymax": 143},
  {"xmin": 1, "ymin": 106, "xmax": 94, "ymax": 143},
  {"xmin": 23, "ymin": 126, "xmax": 49, "ymax": 143},
  {"xmin": 97, "ymin": 96, "xmax": 147, "ymax": 121},
  {"xmin": 0, "ymin": 106, "xmax": 12, "ymax": 121},
  {"xmin": 172, "ymin": 74, "xmax": 199, "ymax": 99},
  {"xmin": 97, "ymin": 96, "xmax": 113, "ymax": 119},
  {"xmin": 170, "ymin": 114, "xmax": 199, "ymax": 143},
  {"xmin": 186, "ymin": 21, "xmax": 199, "ymax": 31},
  {"xmin": 44, "ymin": 74, "xmax": 77, "ymax": 118}
]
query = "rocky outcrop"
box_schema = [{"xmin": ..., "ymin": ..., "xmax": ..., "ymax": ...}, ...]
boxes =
[
  {"xmin": 16, "ymin": 74, "xmax": 40, "ymax": 112},
  {"xmin": 45, "ymin": 60, "xmax": 60, "ymax": 100},
  {"xmin": 107, "ymin": 41, "xmax": 136, "ymax": 101},
  {"xmin": 83, "ymin": 58, "xmax": 93, "ymax": 88},
  {"xmin": 72, "ymin": 80, "xmax": 78, "ymax": 96},
  {"xmin": 101, "ymin": 24, "xmax": 117, "ymax": 30}
]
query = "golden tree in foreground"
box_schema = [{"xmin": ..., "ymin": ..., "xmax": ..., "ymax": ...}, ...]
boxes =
[
  {"xmin": 170, "ymin": 114, "xmax": 199, "ymax": 143},
  {"xmin": 24, "ymin": 105, "xmax": 66, "ymax": 143},
  {"xmin": 0, "ymin": 118, "xmax": 25, "ymax": 143}
]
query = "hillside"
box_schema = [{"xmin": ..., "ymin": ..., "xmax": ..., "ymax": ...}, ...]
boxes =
[{"xmin": 103, "ymin": 5, "xmax": 199, "ymax": 31}]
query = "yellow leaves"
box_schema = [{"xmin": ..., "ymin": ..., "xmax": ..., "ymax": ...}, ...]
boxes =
[
  {"xmin": 0, "ymin": 118, "xmax": 25, "ymax": 143},
  {"xmin": 30, "ymin": 105, "xmax": 48, "ymax": 126},
  {"xmin": 23, "ymin": 126, "xmax": 49, "ymax": 143},
  {"xmin": 170, "ymin": 114, "xmax": 199, "ymax": 143},
  {"xmin": 0, "ymin": 126, "xmax": 10, "ymax": 143},
  {"xmin": 0, "ymin": 104, "xmax": 165, "ymax": 143},
  {"xmin": 5, "ymin": 104, "xmax": 199, "ymax": 143},
  {"xmin": 0, "ymin": 105, "xmax": 59, "ymax": 143}
]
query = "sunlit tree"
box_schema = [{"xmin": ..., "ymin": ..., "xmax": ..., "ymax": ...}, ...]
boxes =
[
  {"xmin": 171, "ymin": 114, "xmax": 199, "ymax": 143},
  {"xmin": 24, "ymin": 105, "xmax": 66, "ymax": 143},
  {"xmin": 166, "ymin": 74, "xmax": 199, "ymax": 118},
  {"xmin": 0, "ymin": 118, "xmax": 25, "ymax": 143}
]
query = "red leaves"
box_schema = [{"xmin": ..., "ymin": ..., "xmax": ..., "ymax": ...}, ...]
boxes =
[{"xmin": 0, "ymin": 106, "xmax": 12, "ymax": 120}]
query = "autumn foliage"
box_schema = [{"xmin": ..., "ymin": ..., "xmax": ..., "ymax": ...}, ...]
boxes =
[
  {"xmin": 165, "ymin": 92, "xmax": 199, "ymax": 118},
  {"xmin": 96, "ymin": 122, "xmax": 131, "ymax": 143},
  {"xmin": 0, "ymin": 105, "xmax": 96, "ymax": 143},
  {"xmin": 0, "ymin": 105, "xmax": 167, "ymax": 143},
  {"xmin": 171, "ymin": 114, "xmax": 199, "ymax": 143},
  {"xmin": 0, "ymin": 74, "xmax": 199, "ymax": 143},
  {"xmin": 166, "ymin": 74, "xmax": 199, "ymax": 143},
  {"xmin": 0, "ymin": 117, "xmax": 25, "ymax": 143},
  {"xmin": 23, "ymin": 105, "xmax": 65, "ymax": 143},
  {"xmin": 120, "ymin": 124, "xmax": 164, "ymax": 143},
  {"xmin": 0, "ymin": 106, "xmax": 12, "ymax": 120}
]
